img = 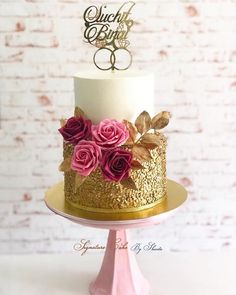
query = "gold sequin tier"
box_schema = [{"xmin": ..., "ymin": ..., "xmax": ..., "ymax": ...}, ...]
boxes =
[{"xmin": 64, "ymin": 134, "xmax": 167, "ymax": 213}]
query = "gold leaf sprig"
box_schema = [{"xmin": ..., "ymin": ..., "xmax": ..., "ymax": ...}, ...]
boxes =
[
  {"xmin": 121, "ymin": 177, "xmax": 137, "ymax": 190},
  {"xmin": 74, "ymin": 173, "xmax": 86, "ymax": 192},
  {"xmin": 135, "ymin": 111, "xmax": 151, "ymax": 135},
  {"xmin": 139, "ymin": 133, "xmax": 161, "ymax": 149},
  {"xmin": 151, "ymin": 111, "xmax": 171, "ymax": 130},
  {"xmin": 59, "ymin": 157, "xmax": 72, "ymax": 172},
  {"xmin": 123, "ymin": 120, "xmax": 138, "ymax": 145},
  {"xmin": 74, "ymin": 106, "xmax": 85, "ymax": 117},
  {"xmin": 132, "ymin": 144, "xmax": 152, "ymax": 162},
  {"xmin": 60, "ymin": 119, "xmax": 67, "ymax": 127},
  {"xmin": 131, "ymin": 160, "xmax": 144, "ymax": 170},
  {"xmin": 123, "ymin": 110, "xmax": 171, "ymax": 164}
]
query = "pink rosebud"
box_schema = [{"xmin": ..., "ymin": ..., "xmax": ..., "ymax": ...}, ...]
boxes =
[
  {"xmin": 71, "ymin": 140, "xmax": 101, "ymax": 177},
  {"xmin": 92, "ymin": 119, "xmax": 129, "ymax": 149},
  {"xmin": 59, "ymin": 116, "xmax": 92, "ymax": 145},
  {"xmin": 101, "ymin": 148, "xmax": 132, "ymax": 182}
]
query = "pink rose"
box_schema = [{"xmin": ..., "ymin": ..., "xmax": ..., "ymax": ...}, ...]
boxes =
[
  {"xmin": 71, "ymin": 140, "xmax": 102, "ymax": 176},
  {"xmin": 59, "ymin": 116, "xmax": 92, "ymax": 145},
  {"xmin": 92, "ymin": 119, "xmax": 129, "ymax": 149},
  {"xmin": 101, "ymin": 148, "xmax": 132, "ymax": 182}
]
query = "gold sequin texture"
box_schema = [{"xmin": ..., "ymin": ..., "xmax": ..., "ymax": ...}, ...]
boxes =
[{"xmin": 63, "ymin": 134, "xmax": 167, "ymax": 213}]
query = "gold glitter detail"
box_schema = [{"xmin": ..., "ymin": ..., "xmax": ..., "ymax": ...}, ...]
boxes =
[{"xmin": 63, "ymin": 133, "xmax": 167, "ymax": 213}]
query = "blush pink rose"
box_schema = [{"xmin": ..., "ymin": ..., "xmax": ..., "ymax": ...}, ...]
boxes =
[
  {"xmin": 71, "ymin": 140, "xmax": 102, "ymax": 176},
  {"xmin": 58, "ymin": 116, "xmax": 92, "ymax": 145},
  {"xmin": 92, "ymin": 119, "xmax": 129, "ymax": 149},
  {"xmin": 101, "ymin": 148, "xmax": 132, "ymax": 182}
]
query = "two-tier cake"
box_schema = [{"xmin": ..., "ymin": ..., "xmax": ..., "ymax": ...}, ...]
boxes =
[{"xmin": 58, "ymin": 71, "xmax": 170, "ymax": 213}]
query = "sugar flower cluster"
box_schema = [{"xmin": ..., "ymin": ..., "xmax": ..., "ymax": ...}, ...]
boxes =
[
  {"xmin": 59, "ymin": 106, "xmax": 171, "ymax": 191},
  {"xmin": 59, "ymin": 115, "xmax": 132, "ymax": 182}
]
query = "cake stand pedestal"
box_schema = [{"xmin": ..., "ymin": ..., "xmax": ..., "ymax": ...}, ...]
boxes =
[
  {"xmin": 89, "ymin": 229, "xmax": 148, "ymax": 295},
  {"xmin": 45, "ymin": 179, "xmax": 187, "ymax": 295}
]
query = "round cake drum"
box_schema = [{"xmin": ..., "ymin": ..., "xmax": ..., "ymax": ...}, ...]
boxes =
[{"xmin": 45, "ymin": 179, "xmax": 187, "ymax": 221}]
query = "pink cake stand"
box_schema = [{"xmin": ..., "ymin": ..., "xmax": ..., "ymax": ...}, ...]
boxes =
[{"xmin": 45, "ymin": 179, "xmax": 187, "ymax": 295}]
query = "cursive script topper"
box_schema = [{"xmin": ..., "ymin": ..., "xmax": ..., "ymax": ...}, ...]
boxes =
[{"xmin": 83, "ymin": 2, "xmax": 135, "ymax": 71}]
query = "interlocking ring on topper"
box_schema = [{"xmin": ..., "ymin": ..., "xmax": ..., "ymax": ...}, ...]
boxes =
[
  {"xmin": 83, "ymin": 2, "xmax": 136, "ymax": 72},
  {"xmin": 93, "ymin": 47, "xmax": 132, "ymax": 71}
]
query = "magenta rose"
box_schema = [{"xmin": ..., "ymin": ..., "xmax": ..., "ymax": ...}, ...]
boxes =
[
  {"xmin": 59, "ymin": 116, "xmax": 92, "ymax": 145},
  {"xmin": 71, "ymin": 140, "xmax": 102, "ymax": 176},
  {"xmin": 92, "ymin": 119, "xmax": 129, "ymax": 149},
  {"xmin": 101, "ymin": 148, "xmax": 132, "ymax": 182}
]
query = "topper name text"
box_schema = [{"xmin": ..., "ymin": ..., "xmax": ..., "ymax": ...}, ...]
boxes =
[{"xmin": 83, "ymin": 2, "xmax": 135, "ymax": 44}]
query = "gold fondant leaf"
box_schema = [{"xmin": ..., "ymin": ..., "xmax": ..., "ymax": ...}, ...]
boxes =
[
  {"xmin": 74, "ymin": 173, "xmax": 86, "ymax": 192},
  {"xmin": 135, "ymin": 111, "xmax": 151, "ymax": 135},
  {"xmin": 59, "ymin": 157, "xmax": 72, "ymax": 172},
  {"xmin": 132, "ymin": 144, "xmax": 152, "ymax": 162},
  {"xmin": 141, "ymin": 142, "xmax": 158, "ymax": 150},
  {"xmin": 151, "ymin": 111, "xmax": 171, "ymax": 130},
  {"xmin": 121, "ymin": 177, "xmax": 137, "ymax": 190},
  {"xmin": 140, "ymin": 133, "xmax": 161, "ymax": 149},
  {"xmin": 131, "ymin": 160, "xmax": 145, "ymax": 170},
  {"xmin": 74, "ymin": 106, "xmax": 85, "ymax": 117},
  {"xmin": 60, "ymin": 118, "xmax": 67, "ymax": 127},
  {"xmin": 123, "ymin": 120, "xmax": 138, "ymax": 144}
]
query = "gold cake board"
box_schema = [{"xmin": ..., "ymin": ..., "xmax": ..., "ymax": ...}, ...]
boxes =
[{"xmin": 44, "ymin": 179, "xmax": 187, "ymax": 221}]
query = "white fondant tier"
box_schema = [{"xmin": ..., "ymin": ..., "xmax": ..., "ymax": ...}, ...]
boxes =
[{"xmin": 74, "ymin": 71, "xmax": 154, "ymax": 123}]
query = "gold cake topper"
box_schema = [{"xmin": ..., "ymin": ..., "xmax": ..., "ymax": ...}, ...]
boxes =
[{"xmin": 83, "ymin": 2, "xmax": 135, "ymax": 71}]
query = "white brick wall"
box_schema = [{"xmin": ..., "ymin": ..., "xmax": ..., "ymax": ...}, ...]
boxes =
[{"xmin": 0, "ymin": 0, "xmax": 236, "ymax": 254}]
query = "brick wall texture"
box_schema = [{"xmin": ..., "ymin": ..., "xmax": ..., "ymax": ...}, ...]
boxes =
[{"xmin": 0, "ymin": 0, "xmax": 236, "ymax": 254}]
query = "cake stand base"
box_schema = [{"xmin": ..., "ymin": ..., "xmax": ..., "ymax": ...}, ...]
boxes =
[
  {"xmin": 89, "ymin": 230, "xmax": 149, "ymax": 295},
  {"xmin": 45, "ymin": 179, "xmax": 187, "ymax": 295}
]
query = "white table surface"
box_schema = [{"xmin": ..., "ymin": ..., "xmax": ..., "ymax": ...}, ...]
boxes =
[{"xmin": 0, "ymin": 252, "xmax": 235, "ymax": 295}]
